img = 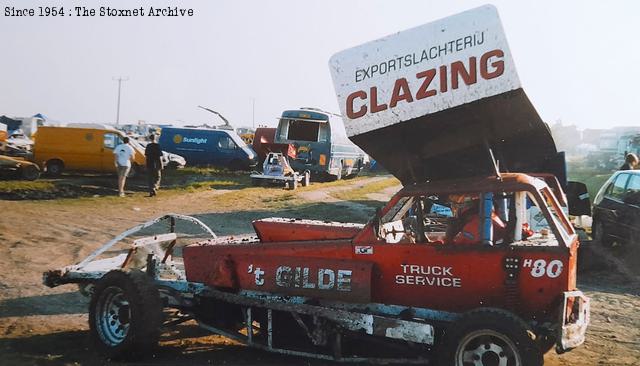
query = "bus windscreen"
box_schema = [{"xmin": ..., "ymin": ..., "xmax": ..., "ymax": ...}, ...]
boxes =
[{"xmin": 286, "ymin": 119, "xmax": 320, "ymax": 142}]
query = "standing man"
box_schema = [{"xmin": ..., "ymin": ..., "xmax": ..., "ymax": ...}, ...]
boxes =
[
  {"xmin": 620, "ymin": 153, "xmax": 639, "ymax": 170},
  {"xmin": 114, "ymin": 136, "xmax": 135, "ymax": 197},
  {"xmin": 145, "ymin": 134, "xmax": 163, "ymax": 197}
]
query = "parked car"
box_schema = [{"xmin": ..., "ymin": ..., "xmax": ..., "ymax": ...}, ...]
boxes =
[
  {"xmin": 158, "ymin": 127, "xmax": 257, "ymax": 170},
  {"xmin": 33, "ymin": 126, "xmax": 146, "ymax": 176},
  {"xmin": 592, "ymin": 170, "xmax": 640, "ymax": 245},
  {"xmin": 136, "ymin": 140, "xmax": 186, "ymax": 169},
  {"xmin": 0, "ymin": 155, "xmax": 40, "ymax": 180}
]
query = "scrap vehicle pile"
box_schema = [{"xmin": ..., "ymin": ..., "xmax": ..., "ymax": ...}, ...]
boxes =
[
  {"xmin": 43, "ymin": 5, "xmax": 589, "ymax": 366},
  {"xmin": 250, "ymin": 151, "xmax": 310, "ymax": 189}
]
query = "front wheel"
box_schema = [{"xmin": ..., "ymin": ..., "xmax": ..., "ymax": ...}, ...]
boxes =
[
  {"xmin": 438, "ymin": 308, "xmax": 543, "ymax": 366},
  {"xmin": 89, "ymin": 270, "xmax": 163, "ymax": 360}
]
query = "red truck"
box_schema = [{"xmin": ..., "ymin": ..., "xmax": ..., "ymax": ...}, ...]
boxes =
[{"xmin": 43, "ymin": 5, "xmax": 589, "ymax": 366}]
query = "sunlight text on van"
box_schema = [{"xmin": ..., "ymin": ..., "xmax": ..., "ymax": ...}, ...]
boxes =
[
  {"xmin": 346, "ymin": 49, "xmax": 505, "ymax": 120},
  {"xmin": 395, "ymin": 264, "xmax": 462, "ymax": 288},
  {"xmin": 354, "ymin": 32, "xmax": 485, "ymax": 83},
  {"xmin": 182, "ymin": 137, "xmax": 207, "ymax": 144}
]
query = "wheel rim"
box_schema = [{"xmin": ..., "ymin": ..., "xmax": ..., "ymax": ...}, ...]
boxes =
[
  {"xmin": 455, "ymin": 329, "xmax": 522, "ymax": 366},
  {"xmin": 95, "ymin": 286, "xmax": 131, "ymax": 346}
]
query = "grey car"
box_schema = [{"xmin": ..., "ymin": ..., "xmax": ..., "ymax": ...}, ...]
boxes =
[{"xmin": 592, "ymin": 170, "xmax": 640, "ymax": 245}]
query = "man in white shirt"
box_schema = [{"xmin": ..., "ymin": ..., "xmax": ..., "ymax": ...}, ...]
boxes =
[{"xmin": 114, "ymin": 136, "xmax": 135, "ymax": 197}]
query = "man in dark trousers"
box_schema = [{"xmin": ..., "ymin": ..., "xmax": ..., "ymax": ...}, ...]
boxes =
[{"xmin": 145, "ymin": 134, "xmax": 163, "ymax": 197}]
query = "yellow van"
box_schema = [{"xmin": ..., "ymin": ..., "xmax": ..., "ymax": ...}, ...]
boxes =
[{"xmin": 33, "ymin": 126, "xmax": 146, "ymax": 176}]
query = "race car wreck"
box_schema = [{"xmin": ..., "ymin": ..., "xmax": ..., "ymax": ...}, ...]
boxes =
[{"xmin": 43, "ymin": 5, "xmax": 589, "ymax": 366}]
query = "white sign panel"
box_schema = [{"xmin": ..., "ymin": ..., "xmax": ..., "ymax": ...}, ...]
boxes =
[{"xmin": 329, "ymin": 5, "xmax": 520, "ymax": 137}]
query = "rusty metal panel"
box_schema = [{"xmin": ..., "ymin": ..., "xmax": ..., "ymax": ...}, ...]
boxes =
[
  {"xmin": 185, "ymin": 252, "xmax": 373, "ymax": 303},
  {"xmin": 253, "ymin": 218, "xmax": 364, "ymax": 242}
]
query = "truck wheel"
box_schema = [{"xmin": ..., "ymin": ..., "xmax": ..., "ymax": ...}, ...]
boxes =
[
  {"xmin": 593, "ymin": 220, "xmax": 613, "ymax": 247},
  {"xmin": 251, "ymin": 178, "xmax": 262, "ymax": 186},
  {"xmin": 290, "ymin": 178, "xmax": 298, "ymax": 190},
  {"xmin": 439, "ymin": 308, "xmax": 542, "ymax": 366},
  {"xmin": 21, "ymin": 164, "xmax": 40, "ymax": 181},
  {"xmin": 46, "ymin": 160, "xmax": 64, "ymax": 176},
  {"xmin": 89, "ymin": 270, "xmax": 163, "ymax": 360}
]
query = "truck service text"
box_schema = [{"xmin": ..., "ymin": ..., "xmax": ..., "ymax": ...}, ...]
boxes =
[{"xmin": 395, "ymin": 264, "xmax": 462, "ymax": 288}]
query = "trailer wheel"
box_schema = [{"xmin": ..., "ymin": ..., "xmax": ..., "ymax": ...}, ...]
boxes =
[
  {"xmin": 438, "ymin": 308, "xmax": 542, "ymax": 366},
  {"xmin": 89, "ymin": 269, "xmax": 163, "ymax": 360}
]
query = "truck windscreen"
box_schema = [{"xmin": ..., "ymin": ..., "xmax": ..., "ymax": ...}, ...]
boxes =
[{"xmin": 286, "ymin": 119, "xmax": 320, "ymax": 142}]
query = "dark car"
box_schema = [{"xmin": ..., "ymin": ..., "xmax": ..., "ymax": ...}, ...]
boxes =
[{"xmin": 592, "ymin": 170, "xmax": 640, "ymax": 245}]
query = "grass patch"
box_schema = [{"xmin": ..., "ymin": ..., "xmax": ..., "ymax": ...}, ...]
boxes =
[
  {"xmin": 330, "ymin": 177, "xmax": 400, "ymax": 203},
  {"xmin": 0, "ymin": 180, "xmax": 56, "ymax": 191}
]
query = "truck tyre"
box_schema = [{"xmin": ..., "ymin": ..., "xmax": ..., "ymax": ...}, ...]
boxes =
[
  {"xmin": 290, "ymin": 177, "xmax": 298, "ymax": 190},
  {"xmin": 21, "ymin": 164, "xmax": 40, "ymax": 181},
  {"xmin": 251, "ymin": 178, "xmax": 262, "ymax": 186},
  {"xmin": 46, "ymin": 159, "xmax": 64, "ymax": 176},
  {"xmin": 438, "ymin": 308, "xmax": 542, "ymax": 366},
  {"xmin": 89, "ymin": 269, "xmax": 163, "ymax": 360}
]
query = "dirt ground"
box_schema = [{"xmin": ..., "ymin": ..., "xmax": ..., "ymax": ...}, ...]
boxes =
[{"xmin": 0, "ymin": 177, "xmax": 639, "ymax": 366}]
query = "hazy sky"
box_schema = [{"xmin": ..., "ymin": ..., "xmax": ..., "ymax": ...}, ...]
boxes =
[{"xmin": 1, "ymin": 0, "xmax": 638, "ymax": 130}]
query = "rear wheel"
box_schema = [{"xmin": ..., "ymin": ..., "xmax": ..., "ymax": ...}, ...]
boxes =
[
  {"xmin": 438, "ymin": 308, "xmax": 542, "ymax": 366},
  {"xmin": 89, "ymin": 270, "xmax": 163, "ymax": 360},
  {"xmin": 46, "ymin": 159, "xmax": 64, "ymax": 176},
  {"xmin": 21, "ymin": 164, "xmax": 40, "ymax": 180}
]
